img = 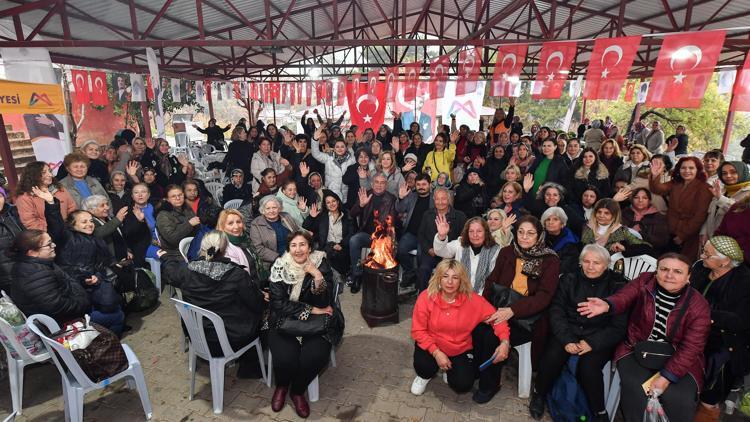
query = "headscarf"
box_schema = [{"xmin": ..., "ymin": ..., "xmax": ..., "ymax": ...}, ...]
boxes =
[
  {"xmin": 512, "ymin": 232, "xmax": 556, "ymax": 278},
  {"xmin": 720, "ymin": 161, "xmax": 750, "ymax": 198},
  {"xmin": 269, "ymin": 250, "xmax": 326, "ymax": 302},
  {"xmin": 709, "ymin": 236, "xmax": 744, "ymax": 263}
]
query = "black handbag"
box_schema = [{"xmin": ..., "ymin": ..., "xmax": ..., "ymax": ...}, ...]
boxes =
[
  {"xmin": 276, "ymin": 313, "xmax": 329, "ymax": 337},
  {"xmin": 488, "ymin": 283, "xmax": 541, "ymax": 332},
  {"xmin": 633, "ymin": 288, "xmax": 693, "ymax": 370}
]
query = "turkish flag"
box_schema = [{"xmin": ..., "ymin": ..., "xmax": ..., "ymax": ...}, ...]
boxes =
[
  {"xmin": 305, "ymin": 82, "xmax": 312, "ymax": 106},
  {"xmin": 314, "ymin": 81, "xmax": 323, "ymax": 105},
  {"xmin": 456, "ymin": 47, "xmax": 482, "ymax": 96},
  {"xmin": 385, "ymin": 66, "xmax": 399, "ymax": 103},
  {"xmin": 647, "ymin": 30, "xmax": 726, "ymax": 108},
  {"xmin": 429, "ymin": 55, "xmax": 451, "ymax": 99},
  {"xmin": 347, "ymin": 80, "xmax": 386, "ymax": 132},
  {"xmin": 233, "ymin": 82, "xmax": 240, "ymax": 99},
  {"xmin": 145, "ymin": 77, "xmax": 155, "ymax": 101},
  {"xmin": 289, "ymin": 83, "xmax": 296, "ymax": 105},
  {"xmin": 491, "ymin": 45, "xmax": 527, "ymax": 97},
  {"xmin": 402, "ymin": 62, "xmax": 421, "ymax": 102},
  {"xmin": 89, "ymin": 71, "xmax": 108, "ymax": 106},
  {"xmin": 205, "ymin": 80, "xmax": 212, "ymax": 101},
  {"xmin": 532, "ymin": 41, "xmax": 577, "ymax": 99},
  {"xmin": 366, "ymin": 70, "xmax": 380, "ymax": 95},
  {"xmin": 70, "ymin": 70, "xmax": 89, "ymax": 104},
  {"xmin": 295, "ymin": 82, "xmax": 302, "ymax": 105},
  {"xmin": 326, "ymin": 80, "xmax": 333, "ymax": 104},
  {"xmin": 336, "ymin": 76, "xmax": 347, "ymax": 106},
  {"xmin": 624, "ymin": 81, "xmax": 636, "ymax": 102},
  {"xmin": 584, "ymin": 36, "xmax": 641, "ymax": 100},
  {"xmin": 730, "ymin": 53, "xmax": 750, "ymax": 111}
]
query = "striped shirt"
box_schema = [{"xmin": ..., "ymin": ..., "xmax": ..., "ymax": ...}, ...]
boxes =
[{"xmin": 648, "ymin": 287, "xmax": 681, "ymax": 342}]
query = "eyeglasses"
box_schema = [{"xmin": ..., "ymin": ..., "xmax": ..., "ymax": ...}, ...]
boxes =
[
  {"xmin": 517, "ymin": 230, "xmax": 538, "ymax": 238},
  {"xmin": 40, "ymin": 241, "xmax": 55, "ymax": 249}
]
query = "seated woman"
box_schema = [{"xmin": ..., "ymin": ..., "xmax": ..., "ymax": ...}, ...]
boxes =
[
  {"xmin": 58, "ymin": 152, "xmax": 111, "ymax": 209},
  {"xmin": 529, "ymin": 245, "xmax": 627, "ymax": 421},
  {"xmin": 249, "ymin": 196, "xmax": 301, "ymax": 272},
  {"xmin": 221, "ymin": 169, "xmax": 253, "ymax": 206},
  {"xmin": 122, "ymin": 183, "xmax": 159, "ymax": 266},
  {"xmin": 690, "ymin": 237, "xmax": 750, "ymax": 422},
  {"xmin": 701, "ymin": 161, "xmax": 750, "ymax": 243},
  {"xmin": 581, "ymin": 198, "xmax": 652, "ymax": 257},
  {"xmin": 715, "ymin": 197, "xmax": 750, "ymax": 266},
  {"xmin": 492, "ymin": 181, "xmax": 524, "ymax": 219},
  {"xmin": 570, "ymin": 147, "xmax": 611, "ymax": 202},
  {"xmin": 484, "ymin": 215, "xmax": 560, "ymax": 365},
  {"xmin": 107, "ymin": 170, "xmax": 132, "ymax": 211},
  {"xmin": 411, "ymin": 259, "xmax": 510, "ymax": 403},
  {"xmin": 0, "ymin": 188, "xmax": 24, "ymax": 293},
  {"xmin": 155, "ymin": 185, "xmax": 201, "ymax": 260},
  {"xmin": 83, "ymin": 195, "xmax": 130, "ymax": 263},
  {"xmin": 161, "ymin": 231, "xmax": 265, "ymax": 378},
  {"xmin": 572, "ymin": 185, "xmax": 601, "ymax": 223},
  {"xmin": 578, "ymin": 253, "xmax": 711, "ymax": 422},
  {"xmin": 10, "ymin": 230, "xmax": 91, "ymax": 324},
  {"xmin": 523, "ymin": 182, "xmax": 585, "ymax": 236},
  {"xmin": 454, "ymin": 169, "xmax": 489, "ymax": 218},
  {"xmin": 302, "ymin": 190, "xmax": 353, "ymax": 282},
  {"xmin": 34, "ymin": 187, "xmax": 126, "ymax": 335},
  {"xmin": 268, "ymin": 231, "xmax": 342, "ymax": 418},
  {"xmin": 15, "ymin": 161, "xmax": 77, "ymax": 231},
  {"xmin": 215, "ymin": 209, "xmax": 265, "ymax": 282},
  {"xmin": 433, "ymin": 217, "xmax": 502, "ymax": 294},
  {"xmin": 275, "ymin": 180, "xmax": 310, "ymax": 227},
  {"xmin": 620, "ymin": 187, "xmax": 670, "ymax": 256},
  {"xmin": 541, "ymin": 207, "xmax": 580, "ymax": 274},
  {"xmin": 485, "ymin": 209, "xmax": 515, "ymax": 248}
]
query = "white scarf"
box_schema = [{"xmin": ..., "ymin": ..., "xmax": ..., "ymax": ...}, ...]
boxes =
[{"xmin": 269, "ymin": 250, "xmax": 326, "ymax": 302}]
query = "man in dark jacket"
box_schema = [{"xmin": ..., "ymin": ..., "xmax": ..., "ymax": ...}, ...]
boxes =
[
  {"xmin": 348, "ymin": 173, "xmax": 399, "ymax": 293},
  {"xmin": 416, "ymin": 187, "xmax": 467, "ymax": 291},
  {"xmin": 395, "ymin": 174, "xmax": 432, "ymax": 288}
]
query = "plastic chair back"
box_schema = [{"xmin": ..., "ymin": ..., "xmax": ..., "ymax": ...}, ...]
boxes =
[
  {"xmin": 223, "ymin": 199, "xmax": 243, "ymax": 210},
  {"xmin": 0, "ymin": 316, "xmax": 49, "ymax": 364},
  {"xmin": 175, "ymin": 132, "xmax": 189, "ymax": 148},
  {"xmin": 179, "ymin": 237, "xmax": 194, "ymax": 263},
  {"xmin": 610, "ymin": 253, "xmax": 657, "ymax": 280},
  {"xmin": 204, "ymin": 182, "xmax": 224, "ymax": 202},
  {"xmin": 170, "ymin": 299, "xmax": 235, "ymax": 360}
]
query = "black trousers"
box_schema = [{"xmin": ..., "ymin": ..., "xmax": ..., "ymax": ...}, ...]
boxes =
[
  {"xmin": 618, "ymin": 353, "xmax": 698, "ymax": 422},
  {"xmin": 534, "ymin": 336, "xmax": 613, "ymax": 413},
  {"xmin": 268, "ymin": 330, "xmax": 332, "ymax": 395},
  {"xmin": 413, "ymin": 324, "xmax": 502, "ymax": 393}
]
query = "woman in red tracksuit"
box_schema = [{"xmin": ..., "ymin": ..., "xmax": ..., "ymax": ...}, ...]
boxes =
[{"xmin": 411, "ymin": 259, "xmax": 511, "ymax": 404}]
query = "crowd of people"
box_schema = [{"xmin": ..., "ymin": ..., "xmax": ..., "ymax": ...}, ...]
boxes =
[{"xmin": 1, "ymin": 102, "xmax": 749, "ymax": 421}]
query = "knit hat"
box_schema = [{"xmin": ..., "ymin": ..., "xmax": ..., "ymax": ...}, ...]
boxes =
[
  {"xmin": 709, "ymin": 236, "xmax": 744, "ymax": 263},
  {"xmin": 231, "ymin": 168, "xmax": 244, "ymax": 177},
  {"xmin": 404, "ymin": 153, "xmax": 418, "ymax": 163}
]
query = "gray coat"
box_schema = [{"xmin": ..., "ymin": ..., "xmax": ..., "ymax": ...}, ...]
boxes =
[
  {"xmin": 59, "ymin": 175, "xmax": 111, "ymax": 210},
  {"xmin": 155, "ymin": 204, "xmax": 198, "ymax": 257},
  {"xmin": 248, "ymin": 212, "xmax": 300, "ymax": 270}
]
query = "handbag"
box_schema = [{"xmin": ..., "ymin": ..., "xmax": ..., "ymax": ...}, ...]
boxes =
[
  {"xmin": 53, "ymin": 317, "xmax": 128, "ymax": 382},
  {"xmin": 276, "ymin": 313, "xmax": 329, "ymax": 337},
  {"xmin": 488, "ymin": 283, "xmax": 541, "ymax": 332},
  {"xmin": 633, "ymin": 288, "xmax": 693, "ymax": 371},
  {"xmin": 125, "ymin": 268, "xmax": 160, "ymax": 313}
]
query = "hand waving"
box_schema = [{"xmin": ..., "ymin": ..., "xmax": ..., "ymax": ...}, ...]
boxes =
[
  {"xmin": 31, "ymin": 186, "xmax": 54, "ymax": 203},
  {"xmin": 299, "ymin": 161, "xmax": 310, "ymax": 178},
  {"xmin": 358, "ymin": 187, "xmax": 373, "ymax": 208},
  {"xmin": 297, "ymin": 196, "xmax": 308, "ymax": 211},
  {"xmin": 435, "ymin": 214, "xmax": 450, "ymax": 240},
  {"xmin": 522, "ymin": 173, "xmax": 534, "ymax": 193},
  {"xmin": 398, "ymin": 182, "xmax": 409, "ymax": 200},
  {"xmin": 309, "ymin": 202, "xmax": 320, "ymax": 218}
]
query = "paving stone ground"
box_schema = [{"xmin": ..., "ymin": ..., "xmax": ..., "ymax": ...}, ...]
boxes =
[{"xmin": 1, "ymin": 288, "xmax": 551, "ymax": 421}]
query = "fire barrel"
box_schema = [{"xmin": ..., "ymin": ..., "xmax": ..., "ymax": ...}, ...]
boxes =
[{"xmin": 360, "ymin": 266, "xmax": 399, "ymax": 327}]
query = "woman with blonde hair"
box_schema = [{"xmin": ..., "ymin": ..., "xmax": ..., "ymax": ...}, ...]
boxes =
[
  {"xmin": 486, "ymin": 209, "xmax": 515, "ymax": 247},
  {"xmin": 374, "ymin": 150, "xmax": 404, "ymax": 196},
  {"xmin": 216, "ymin": 209, "xmax": 266, "ymax": 282},
  {"xmin": 411, "ymin": 259, "xmax": 511, "ymax": 403}
]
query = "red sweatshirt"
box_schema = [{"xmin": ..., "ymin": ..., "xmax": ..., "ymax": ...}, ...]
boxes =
[{"xmin": 411, "ymin": 290, "xmax": 510, "ymax": 357}]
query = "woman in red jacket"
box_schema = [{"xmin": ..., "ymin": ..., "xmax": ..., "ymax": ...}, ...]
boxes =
[
  {"xmin": 578, "ymin": 253, "xmax": 711, "ymax": 422},
  {"xmin": 411, "ymin": 259, "xmax": 510, "ymax": 404}
]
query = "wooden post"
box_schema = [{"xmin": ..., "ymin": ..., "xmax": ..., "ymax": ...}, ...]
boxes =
[
  {"xmin": 140, "ymin": 102, "xmax": 153, "ymax": 140},
  {"xmin": 207, "ymin": 86, "xmax": 215, "ymax": 120},
  {"xmin": 272, "ymin": 99, "xmax": 277, "ymax": 125},
  {"xmin": 0, "ymin": 115, "xmax": 19, "ymax": 192}
]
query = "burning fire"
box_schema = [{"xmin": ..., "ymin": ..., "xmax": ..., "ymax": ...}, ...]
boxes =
[{"xmin": 364, "ymin": 211, "xmax": 397, "ymax": 270}]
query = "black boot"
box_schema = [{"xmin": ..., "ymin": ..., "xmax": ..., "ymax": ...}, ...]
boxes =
[
  {"xmin": 528, "ymin": 390, "xmax": 545, "ymax": 420},
  {"xmin": 350, "ymin": 276, "xmax": 362, "ymax": 294}
]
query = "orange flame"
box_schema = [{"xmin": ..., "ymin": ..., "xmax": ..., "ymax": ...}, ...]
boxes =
[{"xmin": 364, "ymin": 211, "xmax": 397, "ymax": 270}]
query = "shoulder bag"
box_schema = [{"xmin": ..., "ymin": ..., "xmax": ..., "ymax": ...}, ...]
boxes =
[{"xmin": 633, "ymin": 288, "xmax": 693, "ymax": 370}]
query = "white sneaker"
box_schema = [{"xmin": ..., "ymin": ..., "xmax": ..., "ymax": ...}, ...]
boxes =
[{"xmin": 411, "ymin": 375, "xmax": 431, "ymax": 395}]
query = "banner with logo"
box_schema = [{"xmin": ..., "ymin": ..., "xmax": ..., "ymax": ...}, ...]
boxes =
[{"xmin": 0, "ymin": 79, "xmax": 66, "ymax": 114}]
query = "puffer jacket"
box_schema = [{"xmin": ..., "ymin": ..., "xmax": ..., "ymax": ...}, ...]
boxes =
[
  {"xmin": 59, "ymin": 175, "xmax": 111, "ymax": 210},
  {"xmin": 10, "ymin": 256, "xmax": 90, "ymax": 324},
  {"xmin": 310, "ymin": 139, "xmax": 355, "ymax": 201},
  {"xmin": 155, "ymin": 202, "xmax": 198, "ymax": 257},
  {"xmin": 162, "ymin": 256, "xmax": 264, "ymax": 344},
  {"xmin": 550, "ymin": 270, "xmax": 627, "ymax": 351},
  {"xmin": 248, "ymin": 213, "xmax": 300, "ymax": 270},
  {"xmin": 606, "ymin": 272, "xmax": 711, "ymax": 390},
  {"xmin": 0, "ymin": 205, "xmax": 24, "ymax": 292}
]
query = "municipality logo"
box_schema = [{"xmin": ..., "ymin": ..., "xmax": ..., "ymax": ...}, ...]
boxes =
[{"xmin": 29, "ymin": 92, "xmax": 53, "ymax": 107}]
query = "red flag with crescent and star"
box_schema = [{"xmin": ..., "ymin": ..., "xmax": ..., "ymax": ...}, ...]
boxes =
[
  {"xmin": 89, "ymin": 71, "xmax": 108, "ymax": 106},
  {"xmin": 647, "ymin": 30, "xmax": 726, "ymax": 109},
  {"xmin": 402, "ymin": 62, "xmax": 422, "ymax": 102},
  {"xmin": 456, "ymin": 46, "xmax": 482, "ymax": 96},
  {"xmin": 584, "ymin": 36, "xmax": 641, "ymax": 100},
  {"xmin": 347, "ymin": 80, "xmax": 386, "ymax": 132},
  {"xmin": 491, "ymin": 44, "xmax": 527, "ymax": 97},
  {"xmin": 70, "ymin": 70, "xmax": 90, "ymax": 104},
  {"xmin": 429, "ymin": 55, "xmax": 451, "ymax": 99},
  {"xmin": 336, "ymin": 76, "xmax": 347, "ymax": 106},
  {"xmin": 730, "ymin": 53, "xmax": 750, "ymax": 112},
  {"xmin": 532, "ymin": 41, "xmax": 577, "ymax": 99}
]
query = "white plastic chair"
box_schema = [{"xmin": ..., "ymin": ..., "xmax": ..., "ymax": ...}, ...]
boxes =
[
  {"xmin": 204, "ymin": 182, "xmax": 224, "ymax": 204},
  {"xmin": 179, "ymin": 237, "xmax": 194, "ymax": 263},
  {"xmin": 514, "ymin": 342, "xmax": 533, "ymax": 398},
  {"xmin": 0, "ymin": 315, "xmax": 51, "ymax": 416},
  {"xmin": 171, "ymin": 298, "xmax": 267, "ymax": 414},
  {"xmin": 144, "ymin": 258, "xmax": 162, "ymax": 293},
  {"xmin": 26, "ymin": 314, "xmax": 152, "ymax": 421},
  {"xmin": 605, "ymin": 364, "xmax": 621, "ymax": 421},
  {"xmin": 609, "ymin": 253, "xmax": 658, "ymax": 280},
  {"xmin": 175, "ymin": 132, "xmax": 189, "ymax": 148},
  {"xmin": 223, "ymin": 199, "xmax": 243, "ymax": 210}
]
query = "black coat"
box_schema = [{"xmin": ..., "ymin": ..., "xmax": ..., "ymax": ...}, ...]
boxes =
[
  {"xmin": 417, "ymin": 208, "xmax": 467, "ymax": 255},
  {"xmin": 108, "ymin": 190, "xmax": 132, "ymax": 212},
  {"xmin": 483, "ymin": 155, "xmax": 509, "ymax": 198},
  {"xmin": 454, "ymin": 182, "xmax": 488, "ymax": 219},
  {"xmin": 302, "ymin": 210, "xmax": 354, "ymax": 249},
  {"xmin": 224, "ymin": 140, "xmax": 255, "ymax": 177},
  {"xmin": 527, "ymin": 155, "xmax": 570, "ymax": 189},
  {"xmin": 342, "ymin": 164, "xmax": 366, "ymax": 209},
  {"xmin": 121, "ymin": 207, "xmax": 153, "ymax": 267},
  {"xmin": 221, "ymin": 183, "xmax": 253, "ymax": 206},
  {"xmin": 550, "ymin": 270, "xmax": 627, "ymax": 351},
  {"xmin": 162, "ymin": 256, "xmax": 265, "ymax": 344},
  {"xmin": 0, "ymin": 205, "xmax": 24, "ymax": 293},
  {"xmin": 10, "ymin": 256, "xmax": 91, "ymax": 324}
]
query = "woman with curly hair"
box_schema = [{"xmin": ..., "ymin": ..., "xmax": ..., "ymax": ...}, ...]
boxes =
[{"xmin": 15, "ymin": 161, "xmax": 77, "ymax": 231}]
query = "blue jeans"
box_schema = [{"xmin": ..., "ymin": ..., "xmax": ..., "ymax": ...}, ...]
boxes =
[
  {"xmin": 397, "ymin": 233, "xmax": 419, "ymax": 277},
  {"xmin": 90, "ymin": 309, "xmax": 126, "ymax": 337},
  {"xmin": 349, "ymin": 231, "xmax": 372, "ymax": 278}
]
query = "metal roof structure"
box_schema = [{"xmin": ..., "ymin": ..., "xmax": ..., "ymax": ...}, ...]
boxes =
[{"xmin": 0, "ymin": 0, "xmax": 749, "ymax": 81}]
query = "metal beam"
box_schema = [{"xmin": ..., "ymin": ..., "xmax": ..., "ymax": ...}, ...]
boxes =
[
  {"xmin": 0, "ymin": 0, "xmax": 57, "ymax": 19},
  {"xmin": 140, "ymin": 0, "xmax": 174, "ymax": 40}
]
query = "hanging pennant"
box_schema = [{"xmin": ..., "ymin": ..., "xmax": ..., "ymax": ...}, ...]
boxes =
[
  {"xmin": 491, "ymin": 45, "xmax": 527, "ymax": 97},
  {"xmin": 532, "ymin": 41, "xmax": 577, "ymax": 99},
  {"xmin": 584, "ymin": 36, "xmax": 642, "ymax": 100},
  {"xmin": 70, "ymin": 70, "xmax": 90, "ymax": 104},
  {"xmin": 456, "ymin": 46, "xmax": 482, "ymax": 96},
  {"xmin": 89, "ymin": 71, "xmax": 108, "ymax": 106},
  {"xmin": 429, "ymin": 55, "xmax": 451, "ymax": 99}
]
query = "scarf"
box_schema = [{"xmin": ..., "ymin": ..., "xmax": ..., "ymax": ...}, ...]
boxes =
[
  {"xmin": 588, "ymin": 220, "xmax": 622, "ymax": 246},
  {"xmin": 629, "ymin": 205, "xmax": 659, "ymax": 232},
  {"xmin": 460, "ymin": 244, "xmax": 500, "ymax": 293},
  {"xmin": 226, "ymin": 232, "xmax": 249, "ymax": 246},
  {"xmin": 512, "ymin": 236, "xmax": 556, "ymax": 278},
  {"xmin": 155, "ymin": 151, "xmax": 172, "ymax": 177},
  {"xmin": 724, "ymin": 180, "xmax": 750, "ymax": 198},
  {"xmin": 333, "ymin": 150, "xmax": 351, "ymax": 167},
  {"xmin": 269, "ymin": 250, "xmax": 325, "ymax": 302}
]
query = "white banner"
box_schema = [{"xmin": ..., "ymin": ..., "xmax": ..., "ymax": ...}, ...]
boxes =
[
  {"xmin": 129, "ymin": 73, "xmax": 145, "ymax": 102},
  {"xmin": 717, "ymin": 69, "xmax": 736, "ymax": 95},
  {"xmin": 146, "ymin": 48, "xmax": 165, "ymax": 138},
  {"xmin": 562, "ymin": 76, "xmax": 584, "ymax": 132},
  {"xmin": 195, "ymin": 80, "xmax": 205, "ymax": 103},
  {"xmin": 637, "ymin": 81, "xmax": 650, "ymax": 104}
]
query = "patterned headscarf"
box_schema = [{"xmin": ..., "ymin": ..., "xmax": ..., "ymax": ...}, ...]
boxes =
[
  {"xmin": 709, "ymin": 236, "xmax": 744, "ymax": 263},
  {"xmin": 513, "ymin": 232, "xmax": 557, "ymax": 279}
]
